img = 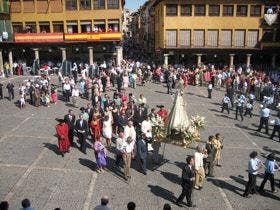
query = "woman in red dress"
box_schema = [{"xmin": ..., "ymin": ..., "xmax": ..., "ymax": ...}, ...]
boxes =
[
  {"xmin": 90, "ymin": 115, "xmax": 100, "ymax": 142},
  {"xmin": 55, "ymin": 119, "xmax": 70, "ymax": 157}
]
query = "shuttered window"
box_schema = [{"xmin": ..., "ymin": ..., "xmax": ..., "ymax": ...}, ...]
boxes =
[
  {"xmin": 166, "ymin": 30, "xmax": 177, "ymax": 47},
  {"xmin": 10, "ymin": 0, "xmax": 21, "ymax": 13},
  {"xmin": 37, "ymin": 0, "xmax": 49, "ymax": 13},
  {"xmin": 247, "ymin": 30, "xmax": 258, "ymax": 48},
  {"xmin": 194, "ymin": 30, "xmax": 204, "ymax": 47},
  {"xmin": 235, "ymin": 30, "xmax": 245, "ymax": 47},
  {"xmin": 207, "ymin": 30, "xmax": 218, "ymax": 47},
  {"xmin": 221, "ymin": 30, "xmax": 232, "ymax": 47},
  {"xmin": 50, "ymin": 0, "xmax": 63, "ymax": 13},
  {"xmin": 23, "ymin": 0, "xmax": 35, "ymax": 13},
  {"xmin": 180, "ymin": 30, "xmax": 191, "ymax": 47}
]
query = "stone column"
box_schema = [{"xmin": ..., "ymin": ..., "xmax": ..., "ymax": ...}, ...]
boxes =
[
  {"xmin": 271, "ymin": 54, "xmax": 276, "ymax": 69},
  {"xmin": 60, "ymin": 48, "xmax": 66, "ymax": 61},
  {"xmin": 229, "ymin": 54, "xmax": 235, "ymax": 67},
  {"xmin": 116, "ymin": 46, "xmax": 123, "ymax": 66},
  {"xmin": 164, "ymin": 54, "xmax": 169, "ymax": 67},
  {"xmin": 88, "ymin": 47, "xmax": 93, "ymax": 65},
  {"xmin": 0, "ymin": 49, "xmax": 4, "ymax": 78},
  {"xmin": 8, "ymin": 50, "xmax": 13, "ymax": 75},
  {"xmin": 197, "ymin": 54, "xmax": 202, "ymax": 66},
  {"xmin": 33, "ymin": 48, "xmax": 39, "ymax": 60},
  {"xmin": 246, "ymin": 54, "xmax": 252, "ymax": 67}
]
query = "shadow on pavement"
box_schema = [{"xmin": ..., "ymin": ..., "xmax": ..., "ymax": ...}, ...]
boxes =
[
  {"xmin": 148, "ymin": 184, "xmax": 177, "ymax": 203},
  {"xmin": 79, "ymin": 158, "xmax": 96, "ymax": 171},
  {"xmin": 160, "ymin": 171, "xmax": 181, "ymax": 185},
  {"xmin": 43, "ymin": 142, "xmax": 61, "ymax": 156}
]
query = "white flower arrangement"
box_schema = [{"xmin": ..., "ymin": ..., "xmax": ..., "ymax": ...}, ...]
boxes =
[{"xmin": 190, "ymin": 115, "xmax": 205, "ymax": 129}]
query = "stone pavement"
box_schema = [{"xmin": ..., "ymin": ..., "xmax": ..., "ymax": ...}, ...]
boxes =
[{"xmin": 0, "ymin": 76, "xmax": 279, "ymax": 210}]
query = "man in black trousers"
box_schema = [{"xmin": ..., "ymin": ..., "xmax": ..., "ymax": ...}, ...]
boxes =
[
  {"xmin": 64, "ymin": 109, "xmax": 76, "ymax": 146},
  {"xmin": 137, "ymin": 133, "xmax": 148, "ymax": 175},
  {"xmin": 176, "ymin": 156, "xmax": 195, "ymax": 207},
  {"xmin": 75, "ymin": 114, "xmax": 88, "ymax": 154}
]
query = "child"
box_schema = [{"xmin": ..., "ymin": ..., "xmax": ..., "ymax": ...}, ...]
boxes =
[{"xmin": 244, "ymin": 101, "xmax": 253, "ymax": 117}]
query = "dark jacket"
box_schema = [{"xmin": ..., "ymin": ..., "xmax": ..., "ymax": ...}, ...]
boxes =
[
  {"xmin": 137, "ymin": 139, "xmax": 148, "ymax": 159},
  {"xmin": 181, "ymin": 164, "xmax": 195, "ymax": 187},
  {"xmin": 205, "ymin": 142, "xmax": 215, "ymax": 162},
  {"xmin": 64, "ymin": 114, "xmax": 76, "ymax": 130}
]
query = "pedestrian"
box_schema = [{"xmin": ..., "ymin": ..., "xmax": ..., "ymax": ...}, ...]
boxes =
[
  {"xmin": 94, "ymin": 196, "xmax": 111, "ymax": 210},
  {"xmin": 204, "ymin": 135, "xmax": 215, "ymax": 177},
  {"xmin": 90, "ymin": 115, "xmax": 100, "ymax": 142},
  {"xmin": 71, "ymin": 85, "xmax": 79, "ymax": 107},
  {"xmin": 259, "ymin": 153, "xmax": 280, "ymax": 194},
  {"xmin": 20, "ymin": 198, "xmax": 35, "ymax": 210},
  {"xmin": 94, "ymin": 136, "xmax": 107, "ymax": 173},
  {"xmin": 115, "ymin": 132, "xmax": 125, "ymax": 167},
  {"xmin": 64, "ymin": 109, "xmax": 76, "ymax": 146},
  {"xmin": 207, "ymin": 82, "xmax": 213, "ymax": 99},
  {"xmin": 0, "ymin": 82, "xmax": 3, "ymax": 99},
  {"xmin": 63, "ymin": 79, "xmax": 71, "ymax": 102},
  {"xmin": 244, "ymin": 101, "xmax": 253, "ymax": 118},
  {"xmin": 122, "ymin": 136, "xmax": 134, "ymax": 180},
  {"xmin": 221, "ymin": 94, "xmax": 230, "ymax": 114},
  {"xmin": 102, "ymin": 115, "xmax": 112, "ymax": 148},
  {"xmin": 6, "ymin": 81, "xmax": 14, "ymax": 101},
  {"xmin": 194, "ymin": 145, "xmax": 206, "ymax": 190},
  {"xmin": 127, "ymin": 202, "xmax": 136, "ymax": 210},
  {"xmin": 163, "ymin": 203, "xmax": 171, "ymax": 210},
  {"xmin": 257, "ymin": 105, "xmax": 270, "ymax": 134},
  {"xmin": 242, "ymin": 151, "xmax": 263, "ymax": 198},
  {"xmin": 75, "ymin": 113, "xmax": 88, "ymax": 154},
  {"xmin": 249, "ymin": 91, "xmax": 255, "ymax": 105},
  {"xmin": 270, "ymin": 112, "xmax": 280, "ymax": 141},
  {"xmin": 175, "ymin": 156, "xmax": 195, "ymax": 207},
  {"xmin": 0, "ymin": 201, "xmax": 9, "ymax": 210},
  {"xmin": 234, "ymin": 95, "xmax": 244, "ymax": 121},
  {"xmin": 55, "ymin": 119, "xmax": 70, "ymax": 157},
  {"xmin": 213, "ymin": 133, "xmax": 223, "ymax": 167},
  {"xmin": 137, "ymin": 133, "xmax": 148, "ymax": 175}
]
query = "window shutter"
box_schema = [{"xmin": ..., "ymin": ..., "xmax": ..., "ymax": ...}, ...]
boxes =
[
  {"xmin": 194, "ymin": 30, "xmax": 204, "ymax": 47},
  {"xmin": 247, "ymin": 30, "xmax": 258, "ymax": 48},
  {"xmin": 207, "ymin": 30, "xmax": 218, "ymax": 47},
  {"xmin": 221, "ymin": 30, "xmax": 232, "ymax": 47},
  {"xmin": 180, "ymin": 30, "xmax": 191, "ymax": 47},
  {"xmin": 166, "ymin": 30, "xmax": 177, "ymax": 47},
  {"xmin": 235, "ymin": 30, "xmax": 245, "ymax": 47}
]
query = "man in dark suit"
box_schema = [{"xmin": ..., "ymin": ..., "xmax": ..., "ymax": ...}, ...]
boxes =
[
  {"xmin": 204, "ymin": 135, "xmax": 215, "ymax": 177},
  {"xmin": 137, "ymin": 133, "xmax": 148, "ymax": 175},
  {"xmin": 64, "ymin": 109, "xmax": 76, "ymax": 146},
  {"xmin": 92, "ymin": 92, "xmax": 102, "ymax": 108},
  {"xmin": 85, "ymin": 103, "xmax": 93, "ymax": 122},
  {"xmin": 176, "ymin": 156, "xmax": 195, "ymax": 207},
  {"xmin": 134, "ymin": 103, "xmax": 148, "ymax": 135},
  {"xmin": 116, "ymin": 73, "xmax": 123, "ymax": 93},
  {"xmin": 75, "ymin": 114, "xmax": 88, "ymax": 154}
]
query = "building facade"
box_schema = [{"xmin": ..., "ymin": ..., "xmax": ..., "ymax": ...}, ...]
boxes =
[
  {"xmin": 0, "ymin": 0, "xmax": 125, "ymax": 76},
  {"xmin": 152, "ymin": 0, "xmax": 280, "ymax": 68}
]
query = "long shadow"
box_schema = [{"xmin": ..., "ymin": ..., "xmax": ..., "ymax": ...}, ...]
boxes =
[
  {"xmin": 160, "ymin": 171, "xmax": 181, "ymax": 185},
  {"xmin": 235, "ymin": 124, "xmax": 256, "ymax": 132},
  {"xmin": 248, "ymin": 132, "xmax": 270, "ymax": 139},
  {"xmin": 214, "ymin": 114, "xmax": 235, "ymax": 120},
  {"xmin": 263, "ymin": 146, "xmax": 280, "ymax": 156},
  {"xmin": 79, "ymin": 158, "xmax": 96, "ymax": 171},
  {"xmin": 174, "ymin": 161, "xmax": 185, "ymax": 170},
  {"xmin": 154, "ymin": 90, "xmax": 168, "ymax": 95},
  {"xmin": 43, "ymin": 142, "xmax": 61, "ymax": 156},
  {"xmin": 211, "ymin": 102, "xmax": 222, "ymax": 106},
  {"xmin": 147, "ymin": 184, "xmax": 177, "ymax": 204},
  {"xmin": 207, "ymin": 177, "xmax": 244, "ymax": 196},
  {"xmin": 104, "ymin": 155, "xmax": 127, "ymax": 179},
  {"xmin": 209, "ymin": 108, "xmax": 224, "ymax": 113}
]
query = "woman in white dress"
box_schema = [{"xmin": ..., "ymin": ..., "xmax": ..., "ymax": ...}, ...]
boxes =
[{"xmin": 102, "ymin": 115, "xmax": 112, "ymax": 148}]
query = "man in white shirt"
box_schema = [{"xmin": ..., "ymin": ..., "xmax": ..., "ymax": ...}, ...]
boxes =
[
  {"xmin": 121, "ymin": 137, "xmax": 134, "ymax": 180},
  {"xmin": 115, "ymin": 132, "xmax": 125, "ymax": 167},
  {"xmin": 194, "ymin": 145, "xmax": 207, "ymax": 189},
  {"xmin": 71, "ymin": 86, "xmax": 79, "ymax": 107},
  {"xmin": 207, "ymin": 82, "xmax": 213, "ymax": 99},
  {"xmin": 124, "ymin": 121, "xmax": 136, "ymax": 142},
  {"xmin": 141, "ymin": 116, "xmax": 153, "ymax": 139}
]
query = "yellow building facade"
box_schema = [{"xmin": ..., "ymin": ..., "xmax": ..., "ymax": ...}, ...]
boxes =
[
  {"xmin": 0, "ymin": 0, "xmax": 125, "ymax": 73},
  {"xmin": 153, "ymin": 0, "xmax": 280, "ymax": 67}
]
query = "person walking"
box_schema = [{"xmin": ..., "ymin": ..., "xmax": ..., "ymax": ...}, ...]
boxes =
[
  {"xmin": 257, "ymin": 105, "xmax": 270, "ymax": 134},
  {"xmin": 221, "ymin": 94, "xmax": 230, "ymax": 114},
  {"xmin": 55, "ymin": 119, "xmax": 70, "ymax": 157},
  {"xmin": 194, "ymin": 145, "xmax": 206, "ymax": 190},
  {"xmin": 270, "ymin": 112, "xmax": 280, "ymax": 142},
  {"xmin": 94, "ymin": 196, "xmax": 111, "ymax": 210},
  {"xmin": 204, "ymin": 136, "xmax": 215, "ymax": 177},
  {"xmin": 175, "ymin": 156, "xmax": 195, "ymax": 207},
  {"xmin": 137, "ymin": 133, "xmax": 148, "ymax": 175},
  {"xmin": 207, "ymin": 82, "xmax": 213, "ymax": 99},
  {"xmin": 75, "ymin": 114, "xmax": 88, "ymax": 154},
  {"xmin": 115, "ymin": 132, "xmax": 125, "ymax": 167},
  {"xmin": 122, "ymin": 136, "xmax": 134, "ymax": 180},
  {"xmin": 6, "ymin": 81, "xmax": 14, "ymax": 101},
  {"xmin": 242, "ymin": 151, "xmax": 263, "ymax": 198},
  {"xmin": 259, "ymin": 153, "xmax": 279, "ymax": 194},
  {"xmin": 235, "ymin": 95, "xmax": 244, "ymax": 121},
  {"xmin": 213, "ymin": 133, "xmax": 223, "ymax": 167},
  {"xmin": 94, "ymin": 136, "xmax": 107, "ymax": 173},
  {"xmin": 64, "ymin": 109, "xmax": 76, "ymax": 146}
]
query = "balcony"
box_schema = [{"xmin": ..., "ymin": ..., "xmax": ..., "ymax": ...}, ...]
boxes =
[{"xmin": 13, "ymin": 32, "xmax": 122, "ymax": 43}]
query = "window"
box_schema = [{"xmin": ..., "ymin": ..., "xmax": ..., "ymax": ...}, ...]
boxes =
[
  {"xmin": 80, "ymin": 20, "xmax": 91, "ymax": 32},
  {"xmin": 80, "ymin": 0, "xmax": 91, "ymax": 10},
  {"xmin": 93, "ymin": 20, "xmax": 105, "ymax": 32},
  {"xmin": 66, "ymin": 0, "xmax": 77, "ymax": 10},
  {"xmin": 53, "ymin": 21, "xmax": 64, "ymax": 32},
  {"xmin": 207, "ymin": 30, "xmax": 218, "ymax": 47},
  {"xmin": 10, "ymin": 0, "xmax": 21, "ymax": 13},
  {"xmin": 12, "ymin": 22, "xmax": 23, "ymax": 33},
  {"xmin": 23, "ymin": 0, "xmax": 35, "ymax": 13},
  {"xmin": 237, "ymin": 5, "xmax": 247, "ymax": 16},
  {"xmin": 181, "ymin": 5, "xmax": 192, "ymax": 16},
  {"xmin": 94, "ymin": 0, "xmax": 105, "ymax": 9},
  {"xmin": 194, "ymin": 5, "xmax": 205, "ymax": 16},
  {"xmin": 209, "ymin": 5, "xmax": 220, "ymax": 16},
  {"xmin": 221, "ymin": 30, "xmax": 232, "ymax": 47},
  {"xmin": 37, "ymin": 0, "xmax": 48, "ymax": 13},
  {"xmin": 166, "ymin": 30, "xmax": 177, "ymax": 47},
  {"xmin": 108, "ymin": 19, "xmax": 119, "ymax": 32},
  {"xmin": 67, "ymin": 21, "xmax": 78, "ymax": 33},
  {"xmin": 194, "ymin": 30, "xmax": 205, "ymax": 47},
  {"xmin": 50, "ymin": 0, "xmax": 63, "ymax": 13},
  {"xmin": 223, "ymin": 5, "xmax": 234, "ymax": 16},
  {"xmin": 250, "ymin": 5, "xmax": 261, "ymax": 17},
  {"xmin": 25, "ymin": 22, "xmax": 37, "ymax": 33},
  {"xmin": 248, "ymin": 30, "xmax": 258, "ymax": 47},
  {"xmin": 39, "ymin": 22, "xmax": 50, "ymax": 33},
  {"xmin": 166, "ymin": 4, "xmax": 177, "ymax": 16},
  {"xmin": 180, "ymin": 30, "xmax": 191, "ymax": 47},
  {"xmin": 235, "ymin": 30, "xmax": 245, "ymax": 47},
  {"xmin": 107, "ymin": 0, "xmax": 119, "ymax": 9}
]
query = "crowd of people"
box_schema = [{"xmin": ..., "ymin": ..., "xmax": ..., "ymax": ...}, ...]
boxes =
[{"xmin": 0, "ymin": 53, "xmax": 280, "ymax": 209}]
